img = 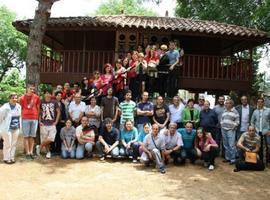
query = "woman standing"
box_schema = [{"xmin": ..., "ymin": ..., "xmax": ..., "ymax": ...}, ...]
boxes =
[
  {"xmin": 114, "ymin": 59, "xmax": 126, "ymax": 102},
  {"xmin": 101, "ymin": 63, "xmax": 114, "ymax": 96},
  {"xmin": 85, "ymin": 97, "xmax": 101, "ymax": 134},
  {"xmin": 80, "ymin": 77, "xmax": 91, "ymax": 104},
  {"xmin": 194, "ymin": 127, "xmax": 219, "ymax": 170},
  {"xmin": 0, "ymin": 93, "xmax": 21, "ymax": 164}
]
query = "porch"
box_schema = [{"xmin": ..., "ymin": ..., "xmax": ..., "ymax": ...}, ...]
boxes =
[{"xmin": 41, "ymin": 50, "xmax": 252, "ymax": 91}]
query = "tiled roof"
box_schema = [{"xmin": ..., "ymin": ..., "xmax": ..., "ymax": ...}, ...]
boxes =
[{"xmin": 13, "ymin": 15, "xmax": 269, "ymax": 38}]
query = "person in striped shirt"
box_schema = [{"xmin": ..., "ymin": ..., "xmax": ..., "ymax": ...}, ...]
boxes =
[
  {"xmin": 119, "ymin": 90, "xmax": 136, "ymax": 129},
  {"xmin": 220, "ymin": 99, "xmax": 239, "ymax": 164}
]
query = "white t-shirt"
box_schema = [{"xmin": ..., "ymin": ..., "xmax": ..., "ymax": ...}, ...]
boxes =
[{"xmin": 68, "ymin": 101, "xmax": 86, "ymax": 120}]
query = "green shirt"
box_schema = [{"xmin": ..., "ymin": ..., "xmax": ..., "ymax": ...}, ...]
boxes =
[{"xmin": 119, "ymin": 100, "xmax": 136, "ymax": 124}]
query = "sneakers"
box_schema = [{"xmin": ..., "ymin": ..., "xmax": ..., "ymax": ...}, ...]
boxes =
[
  {"xmin": 208, "ymin": 165, "xmax": 215, "ymax": 171},
  {"xmin": 25, "ymin": 154, "xmax": 32, "ymax": 160},
  {"xmin": 132, "ymin": 159, "xmax": 137, "ymax": 163},
  {"xmin": 36, "ymin": 145, "xmax": 41, "ymax": 156},
  {"xmin": 46, "ymin": 151, "xmax": 51, "ymax": 159},
  {"xmin": 160, "ymin": 167, "xmax": 166, "ymax": 174},
  {"xmin": 100, "ymin": 156, "xmax": 106, "ymax": 161}
]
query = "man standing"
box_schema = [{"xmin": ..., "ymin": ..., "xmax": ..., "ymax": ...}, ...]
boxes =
[
  {"xmin": 234, "ymin": 126, "xmax": 265, "ymax": 172},
  {"xmin": 213, "ymin": 95, "xmax": 225, "ymax": 148},
  {"xmin": 75, "ymin": 116, "xmax": 95, "ymax": 159},
  {"xmin": 68, "ymin": 93, "xmax": 86, "ymax": 127},
  {"xmin": 220, "ymin": 99, "xmax": 239, "ymax": 164},
  {"xmin": 136, "ymin": 92, "xmax": 154, "ymax": 134},
  {"xmin": 200, "ymin": 100, "xmax": 218, "ymax": 140},
  {"xmin": 194, "ymin": 95, "xmax": 205, "ymax": 112},
  {"xmin": 153, "ymin": 96, "xmax": 170, "ymax": 133},
  {"xmin": 96, "ymin": 118, "xmax": 120, "ymax": 160},
  {"xmin": 177, "ymin": 122, "xmax": 197, "ymax": 164},
  {"xmin": 20, "ymin": 84, "xmax": 40, "ymax": 160},
  {"xmin": 140, "ymin": 123, "xmax": 166, "ymax": 173},
  {"xmin": 38, "ymin": 89, "xmax": 60, "ymax": 159},
  {"xmin": 100, "ymin": 87, "xmax": 119, "ymax": 126},
  {"xmin": 163, "ymin": 123, "xmax": 183, "ymax": 165},
  {"xmin": 235, "ymin": 95, "xmax": 254, "ymax": 140},
  {"xmin": 251, "ymin": 97, "xmax": 270, "ymax": 163},
  {"xmin": 119, "ymin": 90, "xmax": 136, "ymax": 129},
  {"xmin": 169, "ymin": 96, "xmax": 185, "ymax": 128}
]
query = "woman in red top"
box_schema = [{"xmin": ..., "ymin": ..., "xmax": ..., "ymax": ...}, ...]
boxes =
[
  {"xmin": 89, "ymin": 71, "xmax": 103, "ymax": 104},
  {"xmin": 114, "ymin": 59, "xmax": 126, "ymax": 102},
  {"xmin": 127, "ymin": 51, "xmax": 139, "ymax": 101},
  {"xmin": 194, "ymin": 127, "xmax": 219, "ymax": 170},
  {"xmin": 100, "ymin": 63, "xmax": 114, "ymax": 96}
]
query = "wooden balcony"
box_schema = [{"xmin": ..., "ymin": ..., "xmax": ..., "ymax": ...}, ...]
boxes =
[{"xmin": 41, "ymin": 50, "xmax": 252, "ymax": 91}]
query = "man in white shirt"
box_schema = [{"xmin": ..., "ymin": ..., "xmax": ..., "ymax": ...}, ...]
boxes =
[
  {"xmin": 169, "ymin": 96, "xmax": 185, "ymax": 128},
  {"xmin": 68, "ymin": 94, "xmax": 86, "ymax": 127}
]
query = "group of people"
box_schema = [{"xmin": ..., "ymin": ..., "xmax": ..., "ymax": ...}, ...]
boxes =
[{"xmin": 0, "ymin": 79, "xmax": 269, "ymax": 174}]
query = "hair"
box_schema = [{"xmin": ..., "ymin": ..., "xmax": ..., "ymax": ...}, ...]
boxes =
[
  {"xmin": 185, "ymin": 121, "xmax": 193, "ymax": 127},
  {"xmin": 156, "ymin": 95, "xmax": 163, "ymax": 100},
  {"xmin": 9, "ymin": 92, "xmax": 17, "ymax": 99},
  {"xmin": 138, "ymin": 52, "xmax": 144, "ymax": 58},
  {"xmin": 54, "ymin": 91, "xmax": 63, "ymax": 97},
  {"xmin": 115, "ymin": 58, "xmax": 122, "ymax": 65},
  {"xmin": 225, "ymin": 99, "xmax": 234, "ymax": 106},
  {"xmin": 143, "ymin": 122, "xmax": 151, "ymax": 128},
  {"xmin": 194, "ymin": 127, "xmax": 207, "ymax": 148},
  {"xmin": 89, "ymin": 96, "xmax": 96, "ymax": 101},
  {"xmin": 81, "ymin": 77, "xmax": 89, "ymax": 88},
  {"xmin": 124, "ymin": 90, "xmax": 132, "ymax": 96},
  {"xmin": 169, "ymin": 122, "xmax": 177, "ymax": 128},
  {"xmin": 104, "ymin": 117, "xmax": 113, "ymax": 125},
  {"xmin": 27, "ymin": 83, "xmax": 35, "ymax": 88},
  {"xmin": 187, "ymin": 99, "xmax": 195, "ymax": 104},
  {"xmin": 257, "ymin": 97, "xmax": 264, "ymax": 102},
  {"xmin": 65, "ymin": 119, "xmax": 73, "ymax": 125},
  {"xmin": 103, "ymin": 63, "xmax": 113, "ymax": 74},
  {"xmin": 43, "ymin": 88, "xmax": 53, "ymax": 95}
]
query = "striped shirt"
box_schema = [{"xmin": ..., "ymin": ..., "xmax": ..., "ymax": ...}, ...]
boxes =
[
  {"xmin": 238, "ymin": 132, "xmax": 260, "ymax": 151},
  {"xmin": 119, "ymin": 100, "xmax": 136, "ymax": 124},
  {"xmin": 220, "ymin": 108, "xmax": 239, "ymax": 130}
]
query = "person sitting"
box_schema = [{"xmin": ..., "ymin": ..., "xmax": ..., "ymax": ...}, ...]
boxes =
[
  {"xmin": 60, "ymin": 119, "xmax": 76, "ymax": 159},
  {"xmin": 194, "ymin": 127, "xmax": 219, "ymax": 170},
  {"xmin": 134, "ymin": 123, "xmax": 151, "ymax": 161},
  {"xmin": 96, "ymin": 118, "xmax": 120, "ymax": 160},
  {"xmin": 163, "ymin": 123, "xmax": 183, "ymax": 165},
  {"xmin": 234, "ymin": 126, "xmax": 265, "ymax": 172},
  {"xmin": 75, "ymin": 116, "xmax": 95, "ymax": 159},
  {"xmin": 177, "ymin": 122, "xmax": 197, "ymax": 164},
  {"xmin": 119, "ymin": 120, "xmax": 139, "ymax": 162},
  {"xmin": 140, "ymin": 123, "xmax": 166, "ymax": 174}
]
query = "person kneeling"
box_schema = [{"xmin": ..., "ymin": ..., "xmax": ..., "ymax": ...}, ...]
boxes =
[
  {"xmin": 194, "ymin": 128, "xmax": 219, "ymax": 170},
  {"xmin": 96, "ymin": 118, "xmax": 120, "ymax": 160},
  {"xmin": 234, "ymin": 126, "xmax": 265, "ymax": 172},
  {"xmin": 140, "ymin": 124, "xmax": 166, "ymax": 174},
  {"xmin": 60, "ymin": 119, "xmax": 76, "ymax": 159},
  {"xmin": 163, "ymin": 123, "xmax": 183, "ymax": 165},
  {"xmin": 75, "ymin": 116, "xmax": 95, "ymax": 159}
]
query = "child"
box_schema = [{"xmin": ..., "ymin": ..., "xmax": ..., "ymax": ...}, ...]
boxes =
[{"xmin": 60, "ymin": 119, "xmax": 76, "ymax": 159}]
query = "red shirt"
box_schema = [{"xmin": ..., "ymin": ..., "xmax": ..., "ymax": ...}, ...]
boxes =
[{"xmin": 20, "ymin": 94, "xmax": 41, "ymax": 120}]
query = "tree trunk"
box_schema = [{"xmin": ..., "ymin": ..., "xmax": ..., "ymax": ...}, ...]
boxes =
[{"xmin": 26, "ymin": 0, "xmax": 58, "ymax": 89}]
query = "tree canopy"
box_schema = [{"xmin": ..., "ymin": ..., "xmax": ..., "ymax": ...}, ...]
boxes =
[
  {"xmin": 0, "ymin": 6, "xmax": 27, "ymax": 83},
  {"xmin": 95, "ymin": 0, "xmax": 158, "ymax": 16},
  {"xmin": 175, "ymin": 0, "xmax": 270, "ymax": 32}
]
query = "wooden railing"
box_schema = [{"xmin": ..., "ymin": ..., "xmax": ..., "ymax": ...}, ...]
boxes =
[
  {"xmin": 182, "ymin": 54, "xmax": 252, "ymax": 81},
  {"xmin": 41, "ymin": 50, "xmax": 115, "ymax": 74},
  {"xmin": 41, "ymin": 51, "xmax": 252, "ymax": 82}
]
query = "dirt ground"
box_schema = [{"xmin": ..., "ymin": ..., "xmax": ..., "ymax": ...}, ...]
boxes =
[{"xmin": 0, "ymin": 135, "xmax": 270, "ymax": 200}]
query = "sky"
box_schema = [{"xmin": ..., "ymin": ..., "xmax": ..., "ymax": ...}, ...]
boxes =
[{"xmin": 0, "ymin": 0, "xmax": 177, "ymax": 19}]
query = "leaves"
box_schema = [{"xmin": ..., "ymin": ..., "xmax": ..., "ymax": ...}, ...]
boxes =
[
  {"xmin": 95, "ymin": 0, "xmax": 158, "ymax": 16},
  {"xmin": 0, "ymin": 6, "xmax": 27, "ymax": 83}
]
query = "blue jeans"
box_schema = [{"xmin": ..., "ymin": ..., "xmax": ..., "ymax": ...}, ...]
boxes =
[
  {"xmin": 61, "ymin": 143, "xmax": 75, "ymax": 159},
  {"xmin": 119, "ymin": 143, "xmax": 139, "ymax": 160},
  {"xmin": 221, "ymin": 128, "xmax": 236, "ymax": 162},
  {"xmin": 76, "ymin": 142, "xmax": 94, "ymax": 159},
  {"xmin": 180, "ymin": 148, "xmax": 197, "ymax": 163},
  {"xmin": 22, "ymin": 120, "xmax": 38, "ymax": 137},
  {"xmin": 96, "ymin": 141, "xmax": 119, "ymax": 158},
  {"xmin": 137, "ymin": 124, "xmax": 144, "ymax": 135}
]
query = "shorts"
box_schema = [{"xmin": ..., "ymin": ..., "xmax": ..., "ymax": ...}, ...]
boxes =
[
  {"xmin": 22, "ymin": 120, "xmax": 38, "ymax": 138},
  {"xmin": 40, "ymin": 125, "xmax": 57, "ymax": 143}
]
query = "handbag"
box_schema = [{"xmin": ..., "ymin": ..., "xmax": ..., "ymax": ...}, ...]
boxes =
[{"xmin": 245, "ymin": 152, "xmax": 257, "ymax": 164}]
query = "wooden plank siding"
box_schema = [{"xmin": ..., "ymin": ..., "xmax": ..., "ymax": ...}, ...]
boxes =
[{"xmin": 40, "ymin": 50, "xmax": 252, "ymax": 91}]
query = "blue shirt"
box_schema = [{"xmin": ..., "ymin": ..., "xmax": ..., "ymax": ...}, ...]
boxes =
[
  {"xmin": 138, "ymin": 131, "xmax": 148, "ymax": 142},
  {"xmin": 200, "ymin": 109, "xmax": 218, "ymax": 129},
  {"xmin": 136, "ymin": 101, "xmax": 153, "ymax": 125},
  {"xmin": 177, "ymin": 128, "xmax": 196, "ymax": 149},
  {"xmin": 121, "ymin": 127, "xmax": 138, "ymax": 143},
  {"xmin": 166, "ymin": 50, "xmax": 179, "ymax": 65}
]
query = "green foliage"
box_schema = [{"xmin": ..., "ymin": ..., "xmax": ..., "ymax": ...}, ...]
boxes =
[
  {"xmin": 175, "ymin": 0, "xmax": 270, "ymax": 96},
  {"xmin": 0, "ymin": 69, "xmax": 25, "ymax": 105},
  {"xmin": 175, "ymin": 0, "xmax": 270, "ymax": 31},
  {"xmin": 95, "ymin": 0, "xmax": 158, "ymax": 16},
  {"xmin": 0, "ymin": 6, "xmax": 27, "ymax": 83}
]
